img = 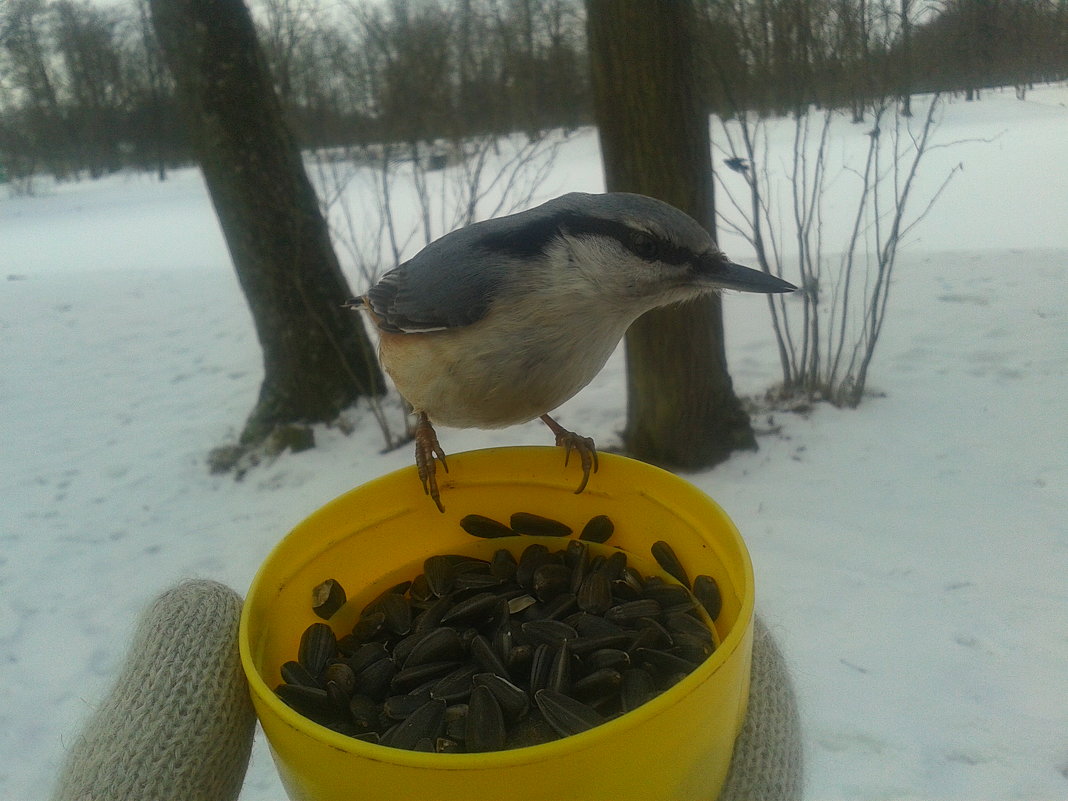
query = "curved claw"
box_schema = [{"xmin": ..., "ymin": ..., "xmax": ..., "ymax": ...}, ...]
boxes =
[
  {"xmin": 414, "ymin": 413, "xmax": 448, "ymax": 512},
  {"xmin": 540, "ymin": 414, "xmax": 598, "ymax": 494}
]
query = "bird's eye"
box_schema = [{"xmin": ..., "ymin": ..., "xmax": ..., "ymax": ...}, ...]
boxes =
[{"xmin": 631, "ymin": 231, "xmax": 659, "ymax": 260}]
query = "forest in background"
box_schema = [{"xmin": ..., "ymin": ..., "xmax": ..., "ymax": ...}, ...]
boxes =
[{"xmin": 2, "ymin": 0, "xmax": 1067, "ymax": 183}]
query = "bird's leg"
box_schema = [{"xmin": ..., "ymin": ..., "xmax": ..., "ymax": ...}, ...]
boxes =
[
  {"xmin": 539, "ymin": 413, "xmax": 598, "ymax": 494},
  {"xmin": 414, "ymin": 412, "xmax": 448, "ymax": 512}
]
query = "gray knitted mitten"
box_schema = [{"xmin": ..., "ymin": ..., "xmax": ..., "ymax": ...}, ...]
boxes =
[
  {"xmin": 719, "ymin": 614, "xmax": 804, "ymax": 801},
  {"xmin": 51, "ymin": 580, "xmax": 256, "ymax": 801}
]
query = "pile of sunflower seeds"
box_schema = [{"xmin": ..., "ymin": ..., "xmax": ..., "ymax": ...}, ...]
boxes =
[{"xmin": 275, "ymin": 512, "xmax": 723, "ymax": 753}]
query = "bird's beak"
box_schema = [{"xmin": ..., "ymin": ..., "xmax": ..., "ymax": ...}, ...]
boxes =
[{"xmin": 698, "ymin": 255, "xmax": 797, "ymax": 294}]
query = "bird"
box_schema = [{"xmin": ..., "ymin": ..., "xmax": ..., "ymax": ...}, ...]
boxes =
[
  {"xmin": 723, "ymin": 156, "xmax": 751, "ymax": 174},
  {"xmin": 350, "ymin": 192, "xmax": 796, "ymax": 511}
]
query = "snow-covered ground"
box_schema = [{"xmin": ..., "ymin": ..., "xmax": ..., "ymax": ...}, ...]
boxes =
[{"xmin": 2, "ymin": 85, "xmax": 1066, "ymax": 800}]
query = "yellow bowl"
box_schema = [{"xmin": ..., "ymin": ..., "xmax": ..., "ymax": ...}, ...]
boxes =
[{"xmin": 240, "ymin": 447, "xmax": 754, "ymax": 801}]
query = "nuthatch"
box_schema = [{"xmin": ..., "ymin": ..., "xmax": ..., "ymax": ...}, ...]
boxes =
[{"xmin": 351, "ymin": 192, "xmax": 795, "ymax": 510}]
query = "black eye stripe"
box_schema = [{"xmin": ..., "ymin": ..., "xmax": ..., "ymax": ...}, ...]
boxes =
[
  {"xmin": 476, "ymin": 208, "xmax": 696, "ymax": 265},
  {"xmin": 562, "ymin": 215, "xmax": 693, "ymax": 265}
]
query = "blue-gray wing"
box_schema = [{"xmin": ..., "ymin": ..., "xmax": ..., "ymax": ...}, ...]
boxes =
[
  {"xmin": 366, "ymin": 236, "xmax": 504, "ymax": 333},
  {"xmin": 365, "ymin": 194, "xmax": 588, "ymax": 333}
]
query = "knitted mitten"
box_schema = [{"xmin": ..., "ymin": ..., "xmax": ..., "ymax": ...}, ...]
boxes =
[
  {"xmin": 719, "ymin": 614, "xmax": 804, "ymax": 801},
  {"xmin": 51, "ymin": 580, "xmax": 256, "ymax": 801}
]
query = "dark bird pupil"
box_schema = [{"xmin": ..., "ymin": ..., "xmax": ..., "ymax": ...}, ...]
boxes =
[{"xmin": 631, "ymin": 232, "xmax": 658, "ymax": 260}]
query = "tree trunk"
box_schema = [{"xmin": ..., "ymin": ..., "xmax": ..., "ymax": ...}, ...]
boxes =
[
  {"xmin": 149, "ymin": 0, "xmax": 383, "ymax": 450},
  {"xmin": 586, "ymin": 0, "xmax": 757, "ymax": 468}
]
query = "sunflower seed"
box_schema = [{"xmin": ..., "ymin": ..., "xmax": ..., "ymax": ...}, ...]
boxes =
[
  {"xmin": 508, "ymin": 643, "xmax": 534, "ymax": 674},
  {"xmin": 548, "ymin": 639, "xmax": 573, "ymax": 694},
  {"xmin": 429, "ymin": 664, "xmax": 480, "ymax": 703},
  {"xmin": 603, "ymin": 551, "xmax": 628, "ymax": 581},
  {"xmin": 571, "ymin": 668, "xmax": 622, "ymax": 702},
  {"xmin": 354, "ymin": 656, "xmax": 397, "ymax": 701},
  {"xmin": 576, "ymin": 570, "xmax": 612, "ymax": 615},
  {"xmin": 507, "ymin": 594, "xmax": 538, "ymax": 615},
  {"xmin": 470, "ymin": 633, "xmax": 511, "ymax": 679},
  {"xmin": 670, "ymin": 632, "xmax": 714, "ymax": 664},
  {"xmin": 472, "ymin": 673, "xmax": 530, "ymax": 721},
  {"xmin": 532, "ymin": 562, "xmax": 571, "ymax": 602},
  {"xmin": 423, "ymin": 555, "xmax": 454, "ymax": 597},
  {"xmin": 510, "ymin": 512, "xmax": 572, "ymax": 537},
  {"xmin": 377, "ymin": 592, "xmax": 412, "ymax": 636},
  {"xmin": 539, "ymin": 592, "xmax": 577, "ymax": 621},
  {"xmin": 490, "ymin": 548, "xmax": 518, "ymax": 580},
  {"xmin": 650, "ymin": 540, "xmax": 690, "ymax": 589},
  {"xmin": 405, "ymin": 626, "xmax": 464, "ymax": 667},
  {"xmin": 460, "ymin": 514, "xmax": 514, "ymax": 538},
  {"xmin": 693, "ymin": 574, "xmax": 723, "ymax": 621},
  {"xmin": 335, "ymin": 634, "xmax": 359, "ymax": 656},
  {"xmin": 350, "ymin": 611, "xmax": 386, "ymax": 643},
  {"xmin": 382, "ymin": 699, "xmax": 446, "ymax": 750},
  {"xmin": 444, "ymin": 702, "xmax": 468, "ymax": 740},
  {"xmin": 452, "ymin": 557, "xmax": 492, "ymax": 575},
  {"xmin": 642, "ymin": 583, "xmax": 693, "ymax": 609},
  {"xmin": 466, "ymin": 684, "xmax": 506, "ymax": 752},
  {"xmin": 326, "ymin": 679, "xmax": 351, "ymax": 708},
  {"xmin": 534, "ymin": 689, "xmax": 605, "ymax": 736},
  {"xmin": 348, "ymin": 694, "xmax": 380, "ymax": 731},
  {"xmin": 515, "ymin": 544, "xmax": 551, "ymax": 589},
  {"xmin": 383, "ymin": 690, "xmax": 434, "ymax": 720},
  {"xmin": 276, "ymin": 684, "xmax": 338, "ymax": 721},
  {"xmin": 665, "ymin": 611, "xmax": 715, "ymax": 643},
  {"xmin": 506, "ymin": 709, "xmax": 557, "ymax": 749},
  {"xmin": 564, "ymin": 539, "xmax": 588, "ymax": 568},
  {"xmin": 566, "ymin": 612, "xmax": 626, "ymax": 638},
  {"xmin": 412, "ymin": 594, "xmax": 453, "ymax": 634},
  {"xmin": 629, "ymin": 618, "xmax": 673, "ymax": 651},
  {"xmin": 529, "ymin": 643, "xmax": 553, "ymax": 694},
  {"xmin": 409, "ymin": 573, "xmax": 432, "ymax": 603},
  {"xmin": 298, "ymin": 623, "xmax": 336, "ymax": 675},
  {"xmin": 311, "ymin": 579, "xmax": 347, "ymax": 620},
  {"xmin": 579, "ymin": 514, "xmax": 614, "ymax": 543},
  {"xmin": 440, "ymin": 592, "xmax": 499, "ymax": 625},
  {"xmin": 635, "ymin": 647, "xmax": 699, "ymax": 675},
  {"xmin": 453, "ymin": 572, "xmax": 507, "ymax": 590},
  {"xmin": 568, "ymin": 633, "xmax": 633, "ymax": 655},
  {"xmin": 585, "ymin": 648, "xmax": 631, "ymax": 672},
  {"xmin": 391, "ymin": 660, "xmax": 461, "ymax": 693},
  {"xmin": 609, "ymin": 578, "xmax": 641, "ymax": 603},
  {"xmin": 280, "ymin": 660, "xmax": 322, "ymax": 689},
  {"xmin": 346, "ymin": 642, "xmax": 389, "ymax": 675},
  {"xmin": 521, "ymin": 619, "xmax": 578, "ymax": 648},
  {"xmin": 322, "ymin": 662, "xmax": 356, "ymax": 696},
  {"xmin": 620, "ymin": 668, "xmax": 657, "ymax": 712},
  {"xmin": 604, "ymin": 599, "xmax": 661, "ymax": 625},
  {"xmin": 364, "ymin": 580, "xmax": 413, "ymax": 611}
]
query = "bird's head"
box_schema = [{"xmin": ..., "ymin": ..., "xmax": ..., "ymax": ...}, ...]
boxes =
[{"xmin": 542, "ymin": 192, "xmax": 795, "ymax": 312}]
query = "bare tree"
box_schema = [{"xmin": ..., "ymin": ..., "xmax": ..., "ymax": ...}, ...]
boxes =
[
  {"xmin": 714, "ymin": 94, "xmax": 962, "ymax": 406},
  {"xmin": 149, "ymin": 0, "xmax": 384, "ymax": 465},
  {"xmin": 587, "ymin": 0, "xmax": 758, "ymax": 468}
]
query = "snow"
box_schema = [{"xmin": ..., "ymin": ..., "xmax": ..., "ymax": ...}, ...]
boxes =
[{"xmin": 3, "ymin": 84, "xmax": 1067, "ymax": 800}]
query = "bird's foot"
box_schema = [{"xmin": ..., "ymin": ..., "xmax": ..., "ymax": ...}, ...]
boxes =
[
  {"xmin": 414, "ymin": 413, "xmax": 448, "ymax": 512},
  {"xmin": 540, "ymin": 414, "xmax": 598, "ymax": 494}
]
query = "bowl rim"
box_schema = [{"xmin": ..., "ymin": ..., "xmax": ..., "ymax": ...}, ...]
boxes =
[{"xmin": 239, "ymin": 446, "xmax": 755, "ymax": 769}]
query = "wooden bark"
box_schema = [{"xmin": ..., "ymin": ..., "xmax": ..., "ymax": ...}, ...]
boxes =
[
  {"xmin": 586, "ymin": 0, "xmax": 756, "ymax": 467},
  {"xmin": 149, "ymin": 0, "xmax": 383, "ymax": 448}
]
